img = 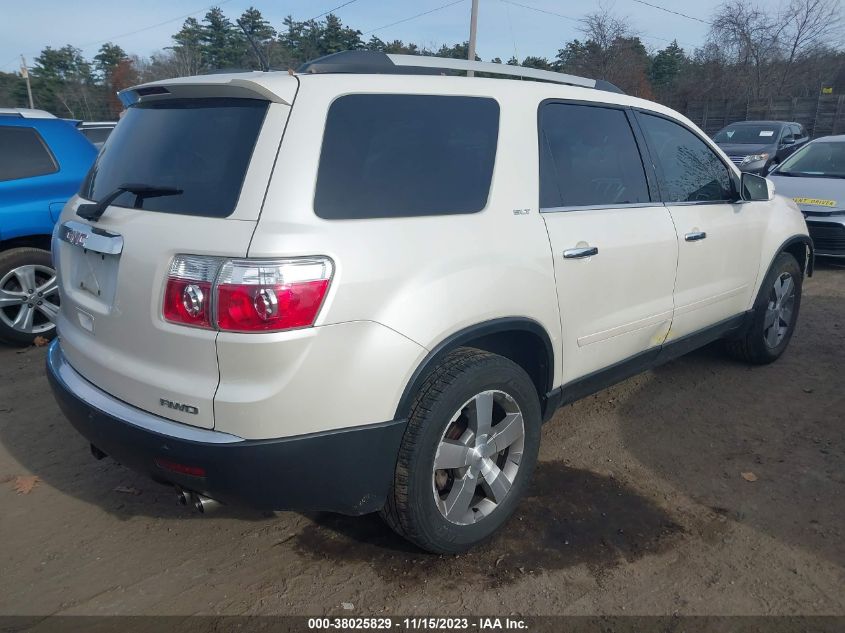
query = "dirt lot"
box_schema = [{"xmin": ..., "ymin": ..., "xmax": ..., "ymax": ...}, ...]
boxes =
[{"xmin": 0, "ymin": 264, "xmax": 843, "ymax": 617}]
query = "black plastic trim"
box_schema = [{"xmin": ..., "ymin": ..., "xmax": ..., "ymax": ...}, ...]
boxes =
[
  {"xmin": 394, "ymin": 317, "xmax": 555, "ymax": 420},
  {"xmin": 771, "ymin": 234, "xmax": 815, "ymax": 277},
  {"xmin": 655, "ymin": 311, "xmax": 752, "ymax": 365},
  {"xmin": 298, "ymin": 51, "xmax": 441, "ymax": 75},
  {"xmin": 552, "ymin": 347, "xmax": 660, "ymax": 413},
  {"xmin": 543, "ymin": 311, "xmax": 753, "ymax": 421},
  {"xmin": 47, "ymin": 352, "xmax": 406, "ymax": 515},
  {"xmin": 595, "ymin": 79, "xmax": 625, "ymax": 94}
]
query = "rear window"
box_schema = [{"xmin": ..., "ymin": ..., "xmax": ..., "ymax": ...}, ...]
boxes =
[
  {"xmin": 713, "ymin": 124, "xmax": 781, "ymax": 144},
  {"xmin": 314, "ymin": 94, "xmax": 499, "ymax": 219},
  {"xmin": 0, "ymin": 126, "xmax": 58, "ymax": 181},
  {"xmin": 84, "ymin": 98, "xmax": 268, "ymax": 217}
]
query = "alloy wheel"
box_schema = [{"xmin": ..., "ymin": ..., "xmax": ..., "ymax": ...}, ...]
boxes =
[
  {"xmin": 0, "ymin": 265, "xmax": 60, "ymax": 335},
  {"xmin": 432, "ymin": 389, "xmax": 525, "ymax": 525},
  {"xmin": 763, "ymin": 272, "xmax": 795, "ymax": 349}
]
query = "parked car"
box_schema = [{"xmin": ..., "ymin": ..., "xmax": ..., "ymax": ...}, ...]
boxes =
[
  {"xmin": 47, "ymin": 51, "xmax": 813, "ymax": 554},
  {"xmin": 713, "ymin": 120, "xmax": 809, "ymax": 174},
  {"xmin": 0, "ymin": 108, "xmax": 97, "ymax": 345},
  {"xmin": 76, "ymin": 121, "xmax": 117, "ymax": 149},
  {"xmin": 768, "ymin": 135, "xmax": 845, "ymax": 258}
]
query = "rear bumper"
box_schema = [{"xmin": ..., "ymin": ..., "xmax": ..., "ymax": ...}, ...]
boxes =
[{"xmin": 46, "ymin": 340, "xmax": 406, "ymax": 515}]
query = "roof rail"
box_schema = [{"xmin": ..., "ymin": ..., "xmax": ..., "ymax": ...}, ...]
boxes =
[
  {"xmin": 0, "ymin": 107, "xmax": 57, "ymax": 119},
  {"xmin": 297, "ymin": 51, "xmax": 624, "ymax": 94}
]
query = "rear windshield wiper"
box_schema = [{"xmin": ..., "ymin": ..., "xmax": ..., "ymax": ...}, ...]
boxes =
[{"xmin": 77, "ymin": 183, "xmax": 183, "ymax": 221}]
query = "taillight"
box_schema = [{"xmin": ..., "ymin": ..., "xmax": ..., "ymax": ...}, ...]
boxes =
[
  {"xmin": 216, "ymin": 258, "xmax": 333, "ymax": 332},
  {"xmin": 163, "ymin": 255, "xmax": 218, "ymax": 329},
  {"xmin": 162, "ymin": 255, "xmax": 333, "ymax": 333}
]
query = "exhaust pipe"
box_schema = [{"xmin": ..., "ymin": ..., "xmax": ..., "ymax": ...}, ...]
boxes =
[
  {"xmin": 193, "ymin": 494, "xmax": 220, "ymax": 513},
  {"xmin": 176, "ymin": 488, "xmax": 192, "ymax": 506},
  {"xmin": 175, "ymin": 487, "xmax": 220, "ymax": 513}
]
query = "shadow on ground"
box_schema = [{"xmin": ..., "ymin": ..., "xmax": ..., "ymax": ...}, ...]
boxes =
[
  {"xmin": 0, "ymin": 346, "xmax": 265, "ymax": 522},
  {"xmin": 294, "ymin": 461, "xmax": 683, "ymax": 587},
  {"xmin": 615, "ymin": 283, "xmax": 844, "ymax": 567}
]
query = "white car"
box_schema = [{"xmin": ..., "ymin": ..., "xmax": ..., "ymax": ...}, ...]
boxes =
[
  {"xmin": 47, "ymin": 52, "xmax": 813, "ymax": 553},
  {"xmin": 768, "ymin": 135, "xmax": 845, "ymax": 258}
]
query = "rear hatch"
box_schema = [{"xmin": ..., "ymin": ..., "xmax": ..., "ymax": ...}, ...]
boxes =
[{"xmin": 54, "ymin": 79, "xmax": 295, "ymax": 429}]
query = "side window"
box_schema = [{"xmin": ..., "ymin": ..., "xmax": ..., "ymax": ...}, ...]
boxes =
[
  {"xmin": 790, "ymin": 124, "xmax": 803, "ymax": 140},
  {"xmin": 0, "ymin": 126, "xmax": 58, "ymax": 182},
  {"xmin": 539, "ymin": 103, "xmax": 650, "ymax": 208},
  {"xmin": 638, "ymin": 113, "xmax": 733, "ymax": 203},
  {"xmin": 314, "ymin": 94, "xmax": 499, "ymax": 219}
]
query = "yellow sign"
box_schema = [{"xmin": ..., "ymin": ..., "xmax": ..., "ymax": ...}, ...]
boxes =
[
  {"xmin": 821, "ymin": 86, "xmax": 833, "ymax": 94},
  {"xmin": 793, "ymin": 197, "xmax": 837, "ymax": 207}
]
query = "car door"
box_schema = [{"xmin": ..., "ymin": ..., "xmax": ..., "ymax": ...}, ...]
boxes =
[
  {"xmin": 776, "ymin": 126, "xmax": 798, "ymax": 164},
  {"xmin": 540, "ymin": 102, "xmax": 678, "ymax": 383},
  {"xmin": 0, "ymin": 124, "xmax": 59, "ymax": 240},
  {"xmin": 635, "ymin": 111, "xmax": 767, "ymax": 340},
  {"xmin": 791, "ymin": 124, "xmax": 809, "ymax": 154}
]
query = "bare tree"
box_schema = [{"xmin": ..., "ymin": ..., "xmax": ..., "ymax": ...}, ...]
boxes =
[
  {"xmin": 778, "ymin": 0, "xmax": 843, "ymax": 90},
  {"xmin": 578, "ymin": 3, "xmax": 630, "ymax": 79},
  {"xmin": 557, "ymin": 3, "xmax": 652, "ymax": 95},
  {"xmin": 709, "ymin": 1, "xmax": 786, "ymax": 98},
  {"xmin": 708, "ymin": 0, "xmax": 843, "ymax": 98}
]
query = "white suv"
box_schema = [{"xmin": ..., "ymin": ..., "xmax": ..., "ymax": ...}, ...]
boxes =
[{"xmin": 47, "ymin": 52, "xmax": 813, "ymax": 553}]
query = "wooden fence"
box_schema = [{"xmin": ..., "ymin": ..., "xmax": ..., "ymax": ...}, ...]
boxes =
[{"xmin": 668, "ymin": 95, "xmax": 845, "ymax": 139}]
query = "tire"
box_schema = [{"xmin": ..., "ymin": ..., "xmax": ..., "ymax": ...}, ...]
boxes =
[
  {"xmin": 726, "ymin": 252, "xmax": 802, "ymax": 364},
  {"xmin": 0, "ymin": 248, "xmax": 59, "ymax": 347},
  {"xmin": 381, "ymin": 347, "xmax": 542, "ymax": 554}
]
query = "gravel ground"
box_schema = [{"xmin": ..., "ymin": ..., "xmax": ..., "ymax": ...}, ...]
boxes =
[{"xmin": 0, "ymin": 263, "xmax": 843, "ymax": 617}]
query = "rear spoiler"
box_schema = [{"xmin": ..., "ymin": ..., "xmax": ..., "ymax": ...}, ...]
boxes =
[{"xmin": 118, "ymin": 75, "xmax": 296, "ymax": 107}]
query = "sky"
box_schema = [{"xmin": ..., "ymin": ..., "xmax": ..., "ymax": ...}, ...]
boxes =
[{"xmin": 0, "ymin": 0, "xmax": 729, "ymax": 73}]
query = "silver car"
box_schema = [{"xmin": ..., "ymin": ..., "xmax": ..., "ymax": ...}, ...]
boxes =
[{"xmin": 769, "ymin": 135, "xmax": 845, "ymax": 258}]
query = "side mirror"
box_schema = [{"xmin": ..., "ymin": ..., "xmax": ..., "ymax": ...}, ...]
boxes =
[
  {"xmin": 781, "ymin": 136, "xmax": 795, "ymax": 146},
  {"xmin": 741, "ymin": 172, "xmax": 775, "ymax": 202}
]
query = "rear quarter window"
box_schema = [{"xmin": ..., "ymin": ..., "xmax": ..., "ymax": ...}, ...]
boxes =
[
  {"xmin": 314, "ymin": 94, "xmax": 499, "ymax": 219},
  {"xmin": 84, "ymin": 98, "xmax": 268, "ymax": 217},
  {"xmin": 0, "ymin": 126, "xmax": 58, "ymax": 181}
]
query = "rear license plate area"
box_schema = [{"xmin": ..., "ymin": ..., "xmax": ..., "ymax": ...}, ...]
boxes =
[
  {"xmin": 58, "ymin": 221, "xmax": 124, "ymax": 307},
  {"xmin": 68, "ymin": 247, "xmax": 120, "ymax": 305}
]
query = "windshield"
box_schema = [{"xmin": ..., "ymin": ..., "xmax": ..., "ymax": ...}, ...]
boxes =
[
  {"xmin": 713, "ymin": 124, "xmax": 781, "ymax": 144},
  {"xmin": 84, "ymin": 98, "xmax": 268, "ymax": 217},
  {"xmin": 775, "ymin": 142, "xmax": 845, "ymax": 178}
]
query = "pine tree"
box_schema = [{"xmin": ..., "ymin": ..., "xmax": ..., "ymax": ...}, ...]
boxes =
[{"xmin": 200, "ymin": 7, "xmax": 245, "ymax": 70}]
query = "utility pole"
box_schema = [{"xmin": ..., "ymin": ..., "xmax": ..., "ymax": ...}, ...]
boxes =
[
  {"xmin": 20, "ymin": 55, "xmax": 34, "ymax": 109},
  {"xmin": 467, "ymin": 0, "xmax": 479, "ymax": 77}
]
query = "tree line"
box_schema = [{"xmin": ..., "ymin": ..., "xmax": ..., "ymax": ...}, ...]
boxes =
[{"xmin": 0, "ymin": 0, "xmax": 842, "ymax": 120}]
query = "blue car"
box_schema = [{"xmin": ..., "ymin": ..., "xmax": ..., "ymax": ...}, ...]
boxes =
[{"xmin": 0, "ymin": 109, "xmax": 98, "ymax": 345}]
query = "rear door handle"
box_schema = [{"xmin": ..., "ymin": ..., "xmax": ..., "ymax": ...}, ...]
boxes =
[
  {"xmin": 563, "ymin": 246, "xmax": 598, "ymax": 259},
  {"xmin": 685, "ymin": 231, "xmax": 707, "ymax": 242}
]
